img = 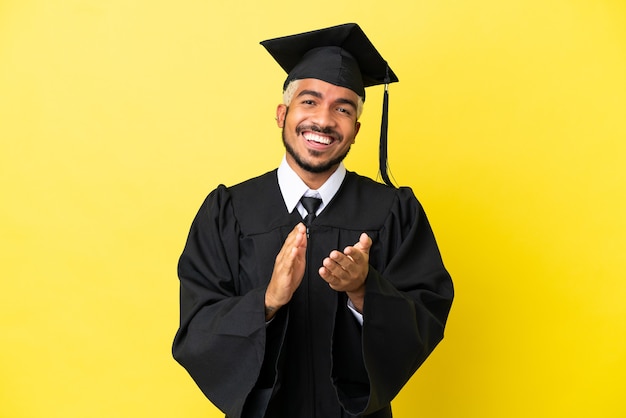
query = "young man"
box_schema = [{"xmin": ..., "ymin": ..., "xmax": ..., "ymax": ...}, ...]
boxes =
[{"xmin": 173, "ymin": 23, "xmax": 454, "ymax": 418}]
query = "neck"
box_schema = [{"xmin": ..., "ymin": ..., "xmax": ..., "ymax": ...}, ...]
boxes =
[
  {"xmin": 285, "ymin": 156, "xmax": 336, "ymax": 190},
  {"xmin": 299, "ymin": 171, "xmax": 333, "ymax": 190}
]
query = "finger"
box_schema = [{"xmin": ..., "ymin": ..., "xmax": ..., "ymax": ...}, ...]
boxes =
[
  {"xmin": 322, "ymin": 255, "xmax": 342, "ymax": 274},
  {"xmin": 318, "ymin": 265, "xmax": 332, "ymax": 281},
  {"xmin": 318, "ymin": 266, "xmax": 342, "ymax": 289},
  {"xmin": 276, "ymin": 224, "xmax": 307, "ymax": 266},
  {"xmin": 329, "ymin": 251, "xmax": 355, "ymax": 272},
  {"xmin": 320, "ymin": 256, "xmax": 347, "ymax": 281},
  {"xmin": 285, "ymin": 223, "xmax": 307, "ymax": 249},
  {"xmin": 343, "ymin": 246, "xmax": 366, "ymax": 266},
  {"xmin": 353, "ymin": 233, "xmax": 372, "ymax": 252},
  {"xmin": 343, "ymin": 233, "xmax": 371, "ymax": 262},
  {"xmin": 288, "ymin": 223, "xmax": 307, "ymax": 241}
]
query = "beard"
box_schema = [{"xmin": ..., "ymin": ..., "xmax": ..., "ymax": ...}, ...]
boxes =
[{"xmin": 282, "ymin": 127, "xmax": 351, "ymax": 174}]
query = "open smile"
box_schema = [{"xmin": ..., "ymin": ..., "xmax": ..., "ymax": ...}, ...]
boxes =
[{"xmin": 303, "ymin": 131, "xmax": 335, "ymax": 146}]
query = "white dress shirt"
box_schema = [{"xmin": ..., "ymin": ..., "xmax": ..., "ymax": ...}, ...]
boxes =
[{"xmin": 277, "ymin": 156, "xmax": 346, "ymax": 219}]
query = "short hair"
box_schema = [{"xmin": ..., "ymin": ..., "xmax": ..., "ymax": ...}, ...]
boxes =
[{"xmin": 283, "ymin": 79, "xmax": 364, "ymax": 120}]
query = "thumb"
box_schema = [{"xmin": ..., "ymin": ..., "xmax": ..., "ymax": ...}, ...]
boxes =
[{"xmin": 354, "ymin": 233, "xmax": 372, "ymax": 253}]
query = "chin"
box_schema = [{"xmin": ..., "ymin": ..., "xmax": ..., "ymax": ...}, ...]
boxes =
[{"xmin": 283, "ymin": 130, "xmax": 350, "ymax": 174}]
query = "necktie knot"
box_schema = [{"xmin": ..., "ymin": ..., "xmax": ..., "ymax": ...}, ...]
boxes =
[{"xmin": 300, "ymin": 196, "xmax": 322, "ymax": 226}]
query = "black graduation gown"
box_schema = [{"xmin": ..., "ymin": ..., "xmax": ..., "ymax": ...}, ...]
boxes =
[{"xmin": 172, "ymin": 170, "xmax": 453, "ymax": 418}]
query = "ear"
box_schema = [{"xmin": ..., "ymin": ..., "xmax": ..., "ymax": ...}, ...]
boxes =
[
  {"xmin": 276, "ymin": 104, "xmax": 287, "ymax": 128},
  {"xmin": 352, "ymin": 121, "xmax": 361, "ymax": 143}
]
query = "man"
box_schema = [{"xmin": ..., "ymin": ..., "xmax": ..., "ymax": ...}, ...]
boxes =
[{"xmin": 173, "ymin": 23, "xmax": 454, "ymax": 418}]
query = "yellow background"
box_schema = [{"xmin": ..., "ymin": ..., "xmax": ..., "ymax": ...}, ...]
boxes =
[{"xmin": 1, "ymin": 0, "xmax": 625, "ymax": 417}]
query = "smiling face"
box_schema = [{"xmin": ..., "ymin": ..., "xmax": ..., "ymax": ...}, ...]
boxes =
[{"xmin": 276, "ymin": 78, "xmax": 361, "ymax": 187}]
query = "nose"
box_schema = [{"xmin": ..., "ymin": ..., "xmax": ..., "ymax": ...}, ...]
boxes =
[{"xmin": 310, "ymin": 106, "xmax": 337, "ymax": 129}]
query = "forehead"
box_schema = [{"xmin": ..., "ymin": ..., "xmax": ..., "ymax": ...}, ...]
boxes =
[{"xmin": 294, "ymin": 78, "xmax": 360, "ymax": 102}]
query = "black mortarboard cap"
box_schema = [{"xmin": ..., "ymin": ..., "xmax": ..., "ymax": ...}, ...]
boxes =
[
  {"xmin": 260, "ymin": 23, "xmax": 399, "ymax": 186},
  {"xmin": 260, "ymin": 23, "xmax": 398, "ymax": 100}
]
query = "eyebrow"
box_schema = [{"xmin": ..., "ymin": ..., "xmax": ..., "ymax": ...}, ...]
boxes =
[
  {"xmin": 297, "ymin": 89, "xmax": 323, "ymax": 99},
  {"xmin": 296, "ymin": 89, "xmax": 358, "ymax": 111}
]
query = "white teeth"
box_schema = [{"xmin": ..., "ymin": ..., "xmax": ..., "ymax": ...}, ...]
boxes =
[{"xmin": 303, "ymin": 132, "xmax": 332, "ymax": 145}]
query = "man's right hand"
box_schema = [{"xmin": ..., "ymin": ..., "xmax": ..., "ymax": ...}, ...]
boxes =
[{"xmin": 264, "ymin": 223, "xmax": 307, "ymax": 320}]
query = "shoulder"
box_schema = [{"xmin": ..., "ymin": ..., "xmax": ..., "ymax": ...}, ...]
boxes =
[
  {"xmin": 321, "ymin": 172, "xmax": 421, "ymax": 230},
  {"xmin": 194, "ymin": 170, "xmax": 278, "ymax": 219},
  {"xmin": 228, "ymin": 169, "xmax": 278, "ymax": 194},
  {"xmin": 212, "ymin": 170, "xmax": 292, "ymax": 234},
  {"xmin": 202, "ymin": 170, "xmax": 278, "ymax": 206},
  {"xmin": 343, "ymin": 171, "xmax": 420, "ymax": 209}
]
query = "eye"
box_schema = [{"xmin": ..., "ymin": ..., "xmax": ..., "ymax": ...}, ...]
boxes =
[
  {"xmin": 301, "ymin": 99, "xmax": 316, "ymax": 106},
  {"xmin": 336, "ymin": 106, "xmax": 352, "ymax": 116}
]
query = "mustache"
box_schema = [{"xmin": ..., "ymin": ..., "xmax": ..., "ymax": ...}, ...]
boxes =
[{"xmin": 296, "ymin": 124, "xmax": 342, "ymax": 141}]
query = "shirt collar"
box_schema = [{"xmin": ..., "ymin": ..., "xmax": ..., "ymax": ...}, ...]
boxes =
[{"xmin": 277, "ymin": 156, "xmax": 346, "ymax": 214}]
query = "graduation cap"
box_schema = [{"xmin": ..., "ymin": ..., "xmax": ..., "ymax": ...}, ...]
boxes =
[{"xmin": 260, "ymin": 23, "xmax": 399, "ymax": 187}]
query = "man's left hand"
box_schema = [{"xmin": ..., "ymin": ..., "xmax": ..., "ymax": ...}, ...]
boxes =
[{"xmin": 319, "ymin": 233, "xmax": 372, "ymax": 313}]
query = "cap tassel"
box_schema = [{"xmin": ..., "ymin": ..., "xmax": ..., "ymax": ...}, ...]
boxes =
[{"xmin": 379, "ymin": 66, "xmax": 394, "ymax": 187}]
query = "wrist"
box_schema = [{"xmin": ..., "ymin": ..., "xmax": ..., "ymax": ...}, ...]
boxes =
[
  {"xmin": 265, "ymin": 306, "xmax": 277, "ymax": 321},
  {"xmin": 346, "ymin": 289, "xmax": 365, "ymax": 313},
  {"xmin": 264, "ymin": 293, "xmax": 281, "ymax": 321}
]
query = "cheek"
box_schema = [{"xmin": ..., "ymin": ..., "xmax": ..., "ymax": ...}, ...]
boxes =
[
  {"xmin": 343, "ymin": 122, "xmax": 359, "ymax": 141},
  {"xmin": 283, "ymin": 110, "xmax": 301, "ymax": 128}
]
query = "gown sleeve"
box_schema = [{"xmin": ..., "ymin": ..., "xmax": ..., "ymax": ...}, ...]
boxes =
[
  {"xmin": 172, "ymin": 185, "xmax": 280, "ymax": 418},
  {"xmin": 333, "ymin": 187, "xmax": 454, "ymax": 415}
]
